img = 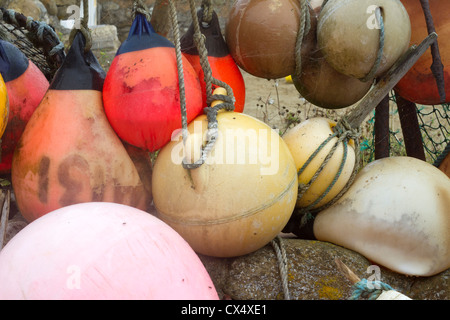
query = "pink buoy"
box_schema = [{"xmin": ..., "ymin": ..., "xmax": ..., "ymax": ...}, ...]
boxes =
[{"xmin": 0, "ymin": 202, "xmax": 218, "ymax": 300}]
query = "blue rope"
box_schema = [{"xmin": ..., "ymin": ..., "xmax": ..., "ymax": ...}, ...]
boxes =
[{"xmin": 350, "ymin": 279, "xmax": 395, "ymax": 300}]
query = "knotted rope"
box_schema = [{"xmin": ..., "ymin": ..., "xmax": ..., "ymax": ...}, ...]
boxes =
[
  {"xmin": 350, "ymin": 279, "xmax": 395, "ymax": 300},
  {"xmin": 68, "ymin": 0, "xmax": 92, "ymax": 53},
  {"xmin": 271, "ymin": 236, "xmax": 291, "ymax": 300},
  {"xmin": 167, "ymin": 0, "xmax": 235, "ymax": 170}
]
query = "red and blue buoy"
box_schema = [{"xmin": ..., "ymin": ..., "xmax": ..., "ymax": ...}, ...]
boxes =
[
  {"xmin": 181, "ymin": 9, "xmax": 246, "ymax": 113},
  {"xmin": 103, "ymin": 14, "xmax": 203, "ymax": 152}
]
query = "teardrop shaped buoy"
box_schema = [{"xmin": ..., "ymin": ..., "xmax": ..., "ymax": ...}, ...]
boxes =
[
  {"xmin": 314, "ymin": 157, "xmax": 450, "ymax": 277},
  {"xmin": 103, "ymin": 14, "xmax": 203, "ymax": 152},
  {"xmin": 181, "ymin": 9, "xmax": 246, "ymax": 113},
  {"xmin": 395, "ymin": 0, "xmax": 450, "ymax": 104},
  {"xmin": 226, "ymin": 0, "xmax": 316, "ymax": 79},
  {"xmin": 317, "ymin": 0, "xmax": 411, "ymax": 80},
  {"xmin": 152, "ymin": 106, "xmax": 298, "ymax": 257},
  {"xmin": 0, "ymin": 40, "xmax": 49, "ymax": 175},
  {"xmin": 291, "ymin": 7, "xmax": 373, "ymax": 109},
  {"xmin": 283, "ymin": 117, "xmax": 356, "ymax": 209},
  {"xmin": 11, "ymin": 32, "xmax": 152, "ymax": 222}
]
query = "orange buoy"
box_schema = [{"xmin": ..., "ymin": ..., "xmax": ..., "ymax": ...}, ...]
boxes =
[
  {"xmin": 181, "ymin": 9, "xmax": 246, "ymax": 113},
  {"xmin": 317, "ymin": 0, "xmax": 411, "ymax": 80},
  {"xmin": 0, "ymin": 40, "xmax": 49, "ymax": 175},
  {"xmin": 11, "ymin": 32, "xmax": 152, "ymax": 222},
  {"xmin": 395, "ymin": 0, "xmax": 450, "ymax": 105},
  {"xmin": 152, "ymin": 90, "xmax": 297, "ymax": 257},
  {"xmin": 226, "ymin": 0, "xmax": 315, "ymax": 80},
  {"xmin": 103, "ymin": 14, "xmax": 203, "ymax": 152},
  {"xmin": 291, "ymin": 6, "xmax": 373, "ymax": 109}
]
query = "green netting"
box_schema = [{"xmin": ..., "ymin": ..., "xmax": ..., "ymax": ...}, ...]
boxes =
[{"xmin": 360, "ymin": 93, "xmax": 450, "ymax": 167}]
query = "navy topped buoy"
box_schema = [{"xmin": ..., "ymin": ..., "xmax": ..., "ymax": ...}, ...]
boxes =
[
  {"xmin": 103, "ymin": 13, "xmax": 203, "ymax": 152},
  {"xmin": 0, "ymin": 40, "xmax": 29, "ymax": 82}
]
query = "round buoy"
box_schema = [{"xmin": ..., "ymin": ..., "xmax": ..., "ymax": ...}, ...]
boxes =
[
  {"xmin": 181, "ymin": 9, "xmax": 246, "ymax": 113},
  {"xmin": 0, "ymin": 40, "xmax": 49, "ymax": 175},
  {"xmin": 395, "ymin": 0, "xmax": 450, "ymax": 104},
  {"xmin": 314, "ymin": 157, "xmax": 450, "ymax": 277},
  {"xmin": 0, "ymin": 202, "xmax": 219, "ymax": 300},
  {"xmin": 282, "ymin": 117, "xmax": 356, "ymax": 209},
  {"xmin": 317, "ymin": 0, "xmax": 411, "ymax": 80},
  {"xmin": 226, "ymin": 0, "xmax": 315, "ymax": 79},
  {"xmin": 291, "ymin": 7, "xmax": 373, "ymax": 109},
  {"xmin": 103, "ymin": 14, "xmax": 203, "ymax": 152},
  {"xmin": 11, "ymin": 32, "xmax": 152, "ymax": 222},
  {"xmin": 152, "ymin": 111, "xmax": 298, "ymax": 257}
]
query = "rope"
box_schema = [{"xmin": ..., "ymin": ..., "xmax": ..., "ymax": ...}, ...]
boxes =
[
  {"xmin": 201, "ymin": 0, "xmax": 213, "ymax": 26},
  {"xmin": 350, "ymin": 279, "xmax": 395, "ymax": 300},
  {"xmin": 294, "ymin": 0, "xmax": 311, "ymax": 80},
  {"xmin": 133, "ymin": 0, "xmax": 151, "ymax": 22},
  {"xmin": 271, "ymin": 236, "xmax": 291, "ymax": 300},
  {"xmin": 287, "ymin": 117, "xmax": 361, "ymax": 232},
  {"xmin": 360, "ymin": 6, "xmax": 385, "ymax": 82},
  {"xmin": 4, "ymin": 9, "xmax": 65, "ymax": 57},
  {"xmin": 169, "ymin": 0, "xmax": 235, "ymax": 171},
  {"xmin": 68, "ymin": 0, "xmax": 92, "ymax": 53}
]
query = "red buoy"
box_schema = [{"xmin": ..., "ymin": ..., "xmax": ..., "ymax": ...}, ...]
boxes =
[
  {"xmin": 395, "ymin": 0, "xmax": 450, "ymax": 104},
  {"xmin": 103, "ymin": 14, "xmax": 203, "ymax": 152},
  {"xmin": 0, "ymin": 40, "xmax": 49, "ymax": 175},
  {"xmin": 181, "ymin": 9, "xmax": 246, "ymax": 113}
]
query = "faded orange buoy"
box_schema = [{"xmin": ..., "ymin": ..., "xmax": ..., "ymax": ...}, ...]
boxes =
[
  {"xmin": 103, "ymin": 14, "xmax": 203, "ymax": 152},
  {"xmin": 11, "ymin": 32, "xmax": 152, "ymax": 222},
  {"xmin": 226, "ymin": 0, "xmax": 315, "ymax": 79},
  {"xmin": 152, "ymin": 109, "xmax": 298, "ymax": 257},
  {"xmin": 317, "ymin": 0, "xmax": 411, "ymax": 80},
  {"xmin": 395, "ymin": 0, "xmax": 450, "ymax": 104},
  {"xmin": 0, "ymin": 40, "xmax": 49, "ymax": 175},
  {"xmin": 181, "ymin": 9, "xmax": 245, "ymax": 112}
]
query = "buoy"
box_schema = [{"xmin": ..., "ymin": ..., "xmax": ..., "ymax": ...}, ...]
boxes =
[
  {"xmin": 291, "ymin": 7, "xmax": 373, "ymax": 109},
  {"xmin": 314, "ymin": 157, "xmax": 450, "ymax": 277},
  {"xmin": 317, "ymin": 0, "xmax": 411, "ymax": 80},
  {"xmin": 226, "ymin": 0, "xmax": 315, "ymax": 79},
  {"xmin": 103, "ymin": 14, "xmax": 203, "ymax": 152},
  {"xmin": 152, "ymin": 103, "xmax": 298, "ymax": 257},
  {"xmin": 282, "ymin": 117, "xmax": 356, "ymax": 209},
  {"xmin": 0, "ymin": 202, "xmax": 219, "ymax": 300},
  {"xmin": 0, "ymin": 40, "xmax": 49, "ymax": 175},
  {"xmin": 395, "ymin": 0, "xmax": 450, "ymax": 104},
  {"xmin": 11, "ymin": 32, "xmax": 152, "ymax": 222},
  {"xmin": 181, "ymin": 9, "xmax": 245, "ymax": 113},
  {"xmin": 438, "ymin": 150, "xmax": 450, "ymax": 178},
  {"xmin": 0, "ymin": 74, "xmax": 8, "ymax": 140}
]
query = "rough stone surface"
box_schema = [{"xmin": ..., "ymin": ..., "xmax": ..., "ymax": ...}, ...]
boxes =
[{"xmin": 199, "ymin": 239, "xmax": 450, "ymax": 300}]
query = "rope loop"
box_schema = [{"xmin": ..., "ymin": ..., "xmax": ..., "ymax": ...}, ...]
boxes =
[
  {"xmin": 68, "ymin": 0, "xmax": 92, "ymax": 53},
  {"xmin": 133, "ymin": 0, "xmax": 151, "ymax": 22},
  {"xmin": 350, "ymin": 279, "xmax": 394, "ymax": 300},
  {"xmin": 294, "ymin": 0, "xmax": 312, "ymax": 80}
]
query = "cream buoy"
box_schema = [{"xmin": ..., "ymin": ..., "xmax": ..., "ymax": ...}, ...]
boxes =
[
  {"xmin": 314, "ymin": 157, "xmax": 450, "ymax": 277},
  {"xmin": 0, "ymin": 202, "xmax": 219, "ymax": 300},
  {"xmin": 282, "ymin": 117, "xmax": 356, "ymax": 210},
  {"xmin": 317, "ymin": 0, "xmax": 411, "ymax": 80},
  {"xmin": 152, "ymin": 89, "xmax": 298, "ymax": 257}
]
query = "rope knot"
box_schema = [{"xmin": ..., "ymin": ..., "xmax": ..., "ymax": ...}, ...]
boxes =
[{"xmin": 350, "ymin": 279, "xmax": 395, "ymax": 300}]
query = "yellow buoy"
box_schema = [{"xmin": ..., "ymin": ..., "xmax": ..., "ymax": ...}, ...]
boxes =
[
  {"xmin": 152, "ymin": 103, "xmax": 298, "ymax": 257},
  {"xmin": 283, "ymin": 117, "xmax": 356, "ymax": 209},
  {"xmin": 0, "ymin": 74, "xmax": 9, "ymax": 138}
]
